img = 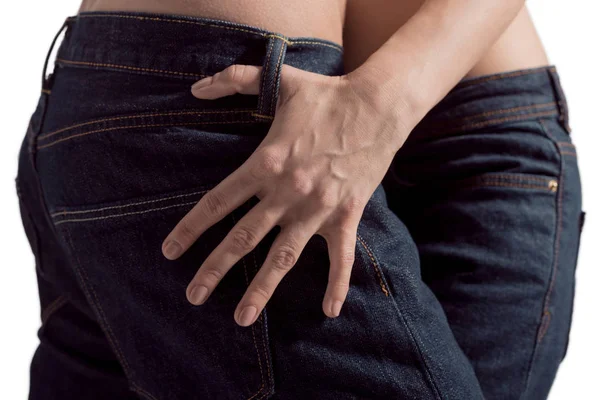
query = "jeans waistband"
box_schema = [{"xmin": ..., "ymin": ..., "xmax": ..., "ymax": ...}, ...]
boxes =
[
  {"xmin": 44, "ymin": 11, "xmax": 345, "ymax": 120},
  {"xmin": 411, "ymin": 66, "xmax": 571, "ymax": 142},
  {"xmin": 43, "ymin": 13, "xmax": 569, "ymax": 138}
]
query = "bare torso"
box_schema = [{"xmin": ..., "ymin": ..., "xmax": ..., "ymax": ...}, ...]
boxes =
[{"xmin": 79, "ymin": 0, "xmax": 549, "ymax": 78}]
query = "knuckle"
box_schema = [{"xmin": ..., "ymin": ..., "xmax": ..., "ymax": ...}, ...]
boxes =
[
  {"xmin": 251, "ymin": 282, "xmax": 272, "ymax": 302},
  {"xmin": 201, "ymin": 190, "xmax": 228, "ymax": 218},
  {"xmin": 289, "ymin": 169, "xmax": 312, "ymax": 196},
  {"xmin": 202, "ymin": 267, "xmax": 225, "ymax": 283},
  {"xmin": 315, "ymin": 187, "xmax": 338, "ymax": 208},
  {"xmin": 251, "ymin": 147, "xmax": 283, "ymax": 179},
  {"xmin": 340, "ymin": 196, "xmax": 364, "ymax": 216},
  {"xmin": 270, "ymin": 246, "xmax": 297, "ymax": 272},
  {"xmin": 329, "ymin": 280, "xmax": 350, "ymax": 291},
  {"xmin": 230, "ymin": 226, "xmax": 258, "ymax": 253},
  {"xmin": 339, "ymin": 250, "xmax": 356, "ymax": 266},
  {"xmin": 178, "ymin": 219, "xmax": 199, "ymax": 241}
]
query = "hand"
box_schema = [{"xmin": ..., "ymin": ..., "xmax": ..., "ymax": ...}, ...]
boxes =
[{"xmin": 162, "ymin": 63, "xmax": 411, "ymax": 326}]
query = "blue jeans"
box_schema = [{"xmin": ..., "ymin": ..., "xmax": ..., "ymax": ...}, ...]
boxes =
[{"xmin": 16, "ymin": 11, "xmax": 583, "ymax": 400}]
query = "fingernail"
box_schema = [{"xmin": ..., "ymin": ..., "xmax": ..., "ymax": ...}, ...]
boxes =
[
  {"xmin": 332, "ymin": 301, "xmax": 343, "ymax": 317},
  {"xmin": 238, "ymin": 306, "xmax": 258, "ymax": 327},
  {"xmin": 163, "ymin": 241, "xmax": 182, "ymax": 260},
  {"xmin": 191, "ymin": 77, "xmax": 212, "ymax": 91},
  {"xmin": 188, "ymin": 285, "xmax": 209, "ymax": 305}
]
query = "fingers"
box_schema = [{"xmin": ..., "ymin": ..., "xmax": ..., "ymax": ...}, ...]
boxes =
[
  {"xmin": 322, "ymin": 228, "xmax": 357, "ymax": 318},
  {"xmin": 234, "ymin": 222, "xmax": 317, "ymax": 326},
  {"xmin": 185, "ymin": 198, "xmax": 286, "ymax": 305},
  {"xmin": 162, "ymin": 167, "xmax": 258, "ymax": 260},
  {"xmin": 191, "ymin": 64, "xmax": 262, "ymax": 99}
]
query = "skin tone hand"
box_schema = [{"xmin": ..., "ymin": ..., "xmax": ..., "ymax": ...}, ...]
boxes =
[
  {"xmin": 162, "ymin": 0, "xmax": 527, "ymax": 327},
  {"xmin": 161, "ymin": 64, "xmax": 410, "ymax": 327}
]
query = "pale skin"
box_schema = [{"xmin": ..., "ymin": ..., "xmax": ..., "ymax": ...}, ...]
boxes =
[{"xmin": 82, "ymin": 0, "xmax": 547, "ymax": 327}]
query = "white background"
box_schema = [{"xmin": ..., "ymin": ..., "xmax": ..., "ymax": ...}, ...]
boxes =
[{"xmin": 0, "ymin": 1, "xmax": 598, "ymax": 399}]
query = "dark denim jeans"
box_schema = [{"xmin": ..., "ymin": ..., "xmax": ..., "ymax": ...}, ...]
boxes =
[{"xmin": 16, "ymin": 11, "xmax": 583, "ymax": 400}]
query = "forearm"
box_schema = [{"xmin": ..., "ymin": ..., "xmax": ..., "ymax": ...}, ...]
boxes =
[{"xmin": 348, "ymin": 0, "xmax": 526, "ymax": 145}]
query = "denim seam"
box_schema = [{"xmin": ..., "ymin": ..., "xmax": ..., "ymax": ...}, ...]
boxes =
[
  {"xmin": 448, "ymin": 110, "xmax": 558, "ymax": 132},
  {"xmin": 38, "ymin": 109, "xmax": 255, "ymax": 141},
  {"xmin": 76, "ymin": 14, "xmax": 344, "ymax": 52},
  {"xmin": 469, "ymin": 181, "xmax": 555, "ymax": 191},
  {"xmin": 536, "ymin": 119, "xmax": 565, "ymax": 342},
  {"xmin": 519, "ymin": 118, "xmax": 563, "ymax": 399},
  {"xmin": 56, "ymin": 58, "xmax": 207, "ymax": 79},
  {"xmin": 50, "ymin": 189, "xmax": 210, "ymax": 217},
  {"xmin": 40, "ymin": 295, "xmax": 68, "ymax": 325},
  {"xmin": 458, "ymin": 102, "xmax": 556, "ymax": 122},
  {"xmin": 131, "ymin": 384, "xmax": 160, "ymax": 400},
  {"xmin": 231, "ymin": 211, "xmax": 271, "ymax": 400},
  {"xmin": 355, "ymin": 233, "xmax": 442, "ymax": 400},
  {"xmin": 562, "ymin": 152, "xmax": 577, "ymax": 157},
  {"xmin": 53, "ymin": 200, "xmax": 199, "ymax": 225},
  {"xmin": 37, "ymin": 120, "xmax": 259, "ymax": 150},
  {"xmin": 250, "ymin": 246, "xmax": 274, "ymax": 399},
  {"xmin": 41, "ymin": 89, "xmax": 51, "ymax": 95},
  {"xmin": 356, "ymin": 235, "xmax": 388, "ymax": 296},
  {"xmin": 456, "ymin": 66, "xmax": 557, "ymax": 89}
]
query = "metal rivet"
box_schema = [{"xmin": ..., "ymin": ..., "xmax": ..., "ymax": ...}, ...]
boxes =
[{"xmin": 548, "ymin": 180, "xmax": 558, "ymax": 192}]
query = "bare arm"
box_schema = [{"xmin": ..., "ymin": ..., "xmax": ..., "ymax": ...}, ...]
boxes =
[
  {"xmin": 162, "ymin": 0, "xmax": 527, "ymax": 326},
  {"xmin": 348, "ymin": 0, "xmax": 527, "ymax": 147}
]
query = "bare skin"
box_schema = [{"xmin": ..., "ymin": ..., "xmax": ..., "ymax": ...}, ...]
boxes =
[
  {"xmin": 80, "ymin": 0, "xmax": 547, "ymax": 326},
  {"xmin": 80, "ymin": 0, "xmax": 548, "ymax": 76}
]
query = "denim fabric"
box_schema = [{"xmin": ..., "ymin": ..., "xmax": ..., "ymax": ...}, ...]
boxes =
[{"xmin": 16, "ymin": 11, "xmax": 582, "ymax": 400}]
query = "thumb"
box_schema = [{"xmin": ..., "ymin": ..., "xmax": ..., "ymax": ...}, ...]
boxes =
[{"xmin": 191, "ymin": 64, "xmax": 261, "ymax": 99}]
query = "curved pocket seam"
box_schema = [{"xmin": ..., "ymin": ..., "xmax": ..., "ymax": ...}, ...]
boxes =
[
  {"xmin": 231, "ymin": 210, "xmax": 274, "ymax": 400},
  {"xmin": 354, "ymin": 232, "xmax": 443, "ymax": 400}
]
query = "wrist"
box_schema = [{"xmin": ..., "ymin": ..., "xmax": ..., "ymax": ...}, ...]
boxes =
[{"xmin": 344, "ymin": 64, "xmax": 428, "ymax": 148}]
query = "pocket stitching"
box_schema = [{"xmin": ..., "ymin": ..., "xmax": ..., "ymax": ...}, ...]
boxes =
[
  {"xmin": 231, "ymin": 211, "xmax": 273, "ymax": 400},
  {"xmin": 354, "ymin": 232, "xmax": 443, "ymax": 400}
]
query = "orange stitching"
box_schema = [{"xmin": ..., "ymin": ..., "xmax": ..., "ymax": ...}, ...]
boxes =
[
  {"xmin": 64, "ymin": 229, "xmax": 132, "ymax": 377},
  {"xmin": 562, "ymin": 152, "xmax": 577, "ymax": 157},
  {"xmin": 356, "ymin": 235, "xmax": 389, "ymax": 296},
  {"xmin": 457, "ymin": 66, "xmax": 556, "ymax": 89},
  {"xmin": 38, "ymin": 109, "xmax": 255, "ymax": 141},
  {"xmin": 41, "ymin": 295, "xmax": 68, "ymax": 324},
  {"xmin": 558, "ymin": 142, "xmax": 576, "ymax": 148},
  {"xmin": 76, "ymin": 14, "xmax": 343, "ymax": 51},
  {"xmin": 460, "ymin": 102, "xmax": 556, "ymax": 121},
  {"xmin": 460, "ymin": 110, "xmax": 557, "ymax": 131},
  {"xmin": 37, "ymin": 120, "xmax": 257, "ymax": 150},
  {"xmin": 57, "ymin": 58, "xmax": 206, "ymax": 78},
  {"xmin": 51, "ymin": 189, "xmax": 208, "ymax": 217},
  {"xmin": 289, "ymin": 40, "xmax": 343, "ymax": 52},
  {"xmin": 54, "ymin": 200, "xmax": 198, "ymax": 225},
  {"xmin": 251, "ymin": 113, "xmax": 274, "ymax": 120},
  {"xmin": 265, "ymin": 34, "xmax": 291, "ymax": 45},
  {"xmin": 537, "ymin": 119, "xmax": 563, "ymax": 342},
  {"xmin": 470, "ymin": 181, "xmax": 553, "ymax": 191},
  {"xmin": 231, "ymin": 212, "xmax": 267, "ymax": 400},
  {"xmin": 270, "ymin": 40, "xmax": 286, "ymax": 115},
  {"xmin": 41, "ymin": 89, "xmax": 51, "ymax": 95},
  {"xmin": 477, "ymin": 174, "xmax": 552, "ymax": 183},
  {"xmin": 257, "ymin": 39, "xmax": 275, "ymax": 113}
]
